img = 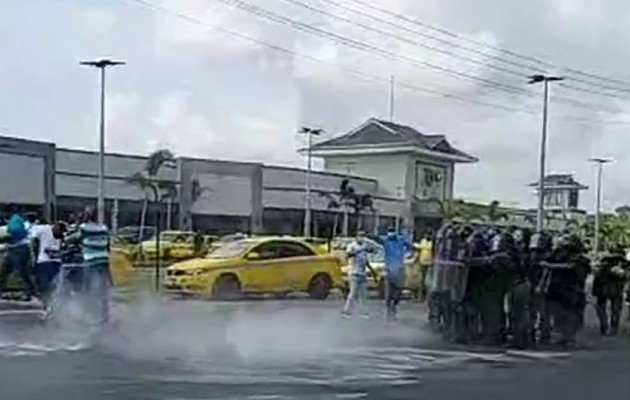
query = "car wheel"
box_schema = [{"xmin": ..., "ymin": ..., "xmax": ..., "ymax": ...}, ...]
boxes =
[
  {"xmin": 308, "ymin": 273, "xmax": 332, "ymax": 300},
  {"xmin": 377, "ymin": 279, "xmax": 386, "ymax": 300},
  {"xmin": 213, "ymin": 274, "xmax": 242, "ymax": 300}
]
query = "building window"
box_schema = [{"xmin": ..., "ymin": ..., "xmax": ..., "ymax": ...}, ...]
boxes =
[{"xmin": 568, "ymin": 190, "xmax": 579, "ymax": 209}]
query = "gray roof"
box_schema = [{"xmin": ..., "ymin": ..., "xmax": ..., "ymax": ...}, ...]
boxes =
[
  {"xmin": 529, "ymin": 174, "xmax": 588, "ymax": 189},
  {"xmin": 311, "ymin": 119, "xmax": 477, "ymax": 161}
]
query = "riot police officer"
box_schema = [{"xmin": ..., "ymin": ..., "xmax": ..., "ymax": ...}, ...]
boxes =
[
  {"xmin": 449, "ymin": 223, "xmax": 473, "ymax": 342},
  {"xmin": 441, "ymin": 220, "xmax": 464, "ymax": 339},
  {"xmin": 480, "ymin": 223, "xmax": 516, "ymax": 345},
  {"xmin": 539, "ymin": 233, "xmax": 589, "ymax": 348},
  {"xmin": 529, "ymin": 230, "xmax": 553, "ymax": 344},
  {"xmin": 593, "ymin": 246, "xmax": 628, "ymax": 336},
  {"xmin": 507, "ymin": 227, "xmax": 533, "ymax": 349},
  {"xmin": 567, "ymin": 234, "xmax": 590, "ymax": 334},
  {"xmin": 428, "ymin": 222, "xmax": 452, "ymax": 330},
  {"xmin": 453, "ymin": 222, "xmax": 490, "ymax": 343}
]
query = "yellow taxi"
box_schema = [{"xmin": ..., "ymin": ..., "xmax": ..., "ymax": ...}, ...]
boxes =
[
  {"xmin": 164, "ymin": 237, "xmax": 344, "ymax": 300},
  {"xmin": 339, "ymin": 239, "xmax": 422, "ymax": 299},
  {"xmin": 0, "ymin": 243, "xmax": 135, "ymax": 290},
  {"xmin": 109, "ymin": 247, "xmax": 135, "ymax": 286},
  {"xmin": 139, "ymin": 231, "xmax": 194, "ymax": 261},
  {"xmin": 168, "ymin": 234, "xmax": 218, "ymax": 261}
]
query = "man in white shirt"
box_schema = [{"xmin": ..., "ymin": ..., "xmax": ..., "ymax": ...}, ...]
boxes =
[
  {"xmin": 31, "ymin": 222, "xmax": 66, "ymax": 307},
  {"xmin": 343, "ymin": 231, "xmax": 377, "ymax": 317}
]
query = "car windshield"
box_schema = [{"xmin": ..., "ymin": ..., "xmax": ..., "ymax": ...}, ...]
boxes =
[{"xmin": 207, "ymin": 240, "xmax": 252, "ymax": 259}]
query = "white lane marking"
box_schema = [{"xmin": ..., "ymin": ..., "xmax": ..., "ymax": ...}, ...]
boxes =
[
  {"xmin": 0, "ymin": 309, "xmax": 43, "ymax": 316},
  {"xmin": 506, "ymin": 350, "xmax": 571, "ymax": 359}
]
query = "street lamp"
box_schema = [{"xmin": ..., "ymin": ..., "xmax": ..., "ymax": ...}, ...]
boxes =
[
  {"xmin": 528, "ymin": 74, "xmax": 565, "ymax": 232},
  {"xmin": 80, "ymin": 58, "xmax": 126, "ymax": 225},
  {"xmin": 299, "ymin": 126, "xmax": 323, "ymax": 237},
  {"xmin": 589, "ymin": 157, "xmax": 613, "ymax": 263}
]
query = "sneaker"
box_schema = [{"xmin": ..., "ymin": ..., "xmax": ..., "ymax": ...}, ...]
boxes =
[{"xmin": 341, "ymin": 310, "xmax": 352, "ymax": 318}]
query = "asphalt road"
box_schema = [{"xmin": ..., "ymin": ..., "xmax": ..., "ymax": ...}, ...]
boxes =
[{"xmin": 0, "ymin": 295, "xmax": 629, "ymax": 400}]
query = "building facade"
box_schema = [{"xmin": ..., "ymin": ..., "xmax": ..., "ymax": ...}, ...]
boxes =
[
  {"xmin": 529, "ymin": 174, "xmax": 588, "ymax": 222},
  {"xmin": 311, "ymin": 118, "xmax": 478, "ymax": 234},
  {"xmin": 0, "ymin": 135, "xmax": 402, "ymax": 236}
]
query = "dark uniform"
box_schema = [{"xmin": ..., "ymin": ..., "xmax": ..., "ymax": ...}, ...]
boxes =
[
  {"xmin": 538, "ymin": 234, "xmax": 589, "ymax": 347},
  {"xmin": 593, "ymin": 248, "xmax": 628, "ymax": 336},
  {"xmin": 507, "ymin": 228, "xmax": 533, "ymax": 349},
  {"xmin": 436, "ymin": 224, "xmax": 463, "ymax": 339},
  {"xmin": 480, "ymin": 227, "xmax": 516, "ymax": 345},
  {"xmin": 528, "ymin": 231, "xmax": 553, "ymax": 344},
  {"xmin": 452, "ymin": 225, "xmax": 489, "ymax": 343},
  {"xmin": 428, "ymin": 223, "xmax": 452, "ymax": 330}
]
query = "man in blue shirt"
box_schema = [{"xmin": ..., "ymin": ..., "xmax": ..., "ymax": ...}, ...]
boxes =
[
  {"xmin": 0, "ymin": 213, "xmax": 38, "ymax": 299},
  {"xmin": 379, "ymin": 227, "xmax": 415, "ymax": 318}
]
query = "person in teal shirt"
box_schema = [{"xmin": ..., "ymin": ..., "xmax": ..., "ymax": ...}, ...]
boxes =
[
  {"xmin": 0, "ymin": 213, "xmax": 38, "ymax": 298},
  {"xmin": 378, "ymin": 227, "xmax": 415, "ymax": 318}
]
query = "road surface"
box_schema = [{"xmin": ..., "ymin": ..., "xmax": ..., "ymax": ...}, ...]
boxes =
[{"xmin": 0, "ymin": 295, "xmax": 629, "ymax": 400}]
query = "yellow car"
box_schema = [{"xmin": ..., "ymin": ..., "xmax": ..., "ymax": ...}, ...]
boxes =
[
  {"xmin": 139, "ymin": 231, "xmax": 194, "ymax": 261},
  {"xmin": 340, "ymin": 242, "xmax": 422, "ymax": 299},
  {"xmin": 164, "ymin": 237, "xmax": 344, "ymax": 300},
  {"xmin": 0, "ymin": 246, "xmax": 134, "ymax": 291},
  {"xmin": 168, "ymin": 235, "xmax": 218, "ymax": 261}
]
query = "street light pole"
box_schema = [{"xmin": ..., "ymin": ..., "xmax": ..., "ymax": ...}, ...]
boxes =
[
  {"xmin": 300, "ymin": 127, "xmax": 323, "ymax": 237},
  {"xmin": 589, "ymin": 157, "xmax": 612, "ymax": 263},
  {"xmin": 80, "ymin": 58, "xmax": 126, "ymax": 225},
  {"xmin": 528, "ymin": 74, "xmax": 564, "ymax": 232}
]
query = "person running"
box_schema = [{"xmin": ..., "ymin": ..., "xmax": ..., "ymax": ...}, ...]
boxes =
[
  {"xmin": 0, "ymin": 212, "xmax": 38, "ymax": 299},
  {"xmin": 379, "ymin": 227, "xmax": 415, "ymax": 318},
  {"xmin": 342, "ymin": 231, "xmax": 377, "ymax": 317}
]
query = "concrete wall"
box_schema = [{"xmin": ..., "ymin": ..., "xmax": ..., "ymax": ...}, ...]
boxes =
[
  {"xmin": 55, "ymin": 149, "xmax": 179, "ymax": 201},
  {"xmin": 0, "ymin": 136, "xmax": 405, "ymax": 232},
  {"xmin": 0, "ymin": 136, "xmax": 55, "ymax": 219}
]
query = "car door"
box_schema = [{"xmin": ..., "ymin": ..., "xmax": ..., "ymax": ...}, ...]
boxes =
[
  {"xmin": 241, "ymin": 242, "xmax": 284, "ymax": 293},
  {"xmin": 274, "ymin": 241, "xmax": 318, "ymax": 291}
]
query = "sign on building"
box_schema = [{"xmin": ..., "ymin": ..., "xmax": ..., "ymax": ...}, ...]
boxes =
[{"xmin": 415, "ymin": 163, "xmax": 446, "ymax": 201}]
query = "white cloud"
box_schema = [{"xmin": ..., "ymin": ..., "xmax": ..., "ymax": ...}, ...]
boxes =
[
  {"xmin": 153, "ymin": 0, "xmax": 262, "ymax": 55},
  {"xmin": 80, "ymin": 8, "xmax": 118, "ymax": 35},
  {"xmin": 7, "ymin": 0, "xmax": 630, "ymax": 213}
]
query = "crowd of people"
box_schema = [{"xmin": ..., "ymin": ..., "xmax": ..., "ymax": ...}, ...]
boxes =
[
  {"xmin": 2, "ymin": 207, "xmax": 628, "ymax": 345},
  {"xmin": 0, "ymin": 206, "xmax": 112, "ymax": 324},
  {"xmin": 340, "ymin": 220, "xmax": 629, "ymax": 349},
  {"xmin": 428, "ymin": 221, "xmax": 629, "ymax": 349}
]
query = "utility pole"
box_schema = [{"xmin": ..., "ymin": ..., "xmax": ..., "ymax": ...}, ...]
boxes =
[
  {"xmin": 589, "ymin": 157, "xmax": 612, "ymax": 263},
  {"xmin": 528, "ymin": 74, "xmax": 564, "ymax": 232},
  {"xmin": 80, "ymin": 58, "xmax": 126, "ymax": 225},
  {"xmin": 389, "ymin": 75, "xmax": 395, "ymax": 121},
  {"xmin": 300, "ymin": 126, "xmax": 323, "ymax": 237}
]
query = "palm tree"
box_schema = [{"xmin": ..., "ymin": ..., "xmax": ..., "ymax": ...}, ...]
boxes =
[
  {"xmin": 339, "ymin": 179, "xmax": 356, "ymax": 236},
  {"xmin": 319, "ymin": 192, "xmax": 341, "ymax": 238},
  {"xmin": 126, "ymin": 149, "xmax": 176, "ymax": 243},
  {"xmin": 487, "ymin": 200, "xmax": 508, "ymax": 223},
  {"xmin": 352, "ymin": 193, "xmax": 375, "ymax": 232}
]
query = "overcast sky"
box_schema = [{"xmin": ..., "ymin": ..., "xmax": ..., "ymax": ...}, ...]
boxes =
[{"xmin": 2, "ymin": 0, "xmax": 630, "ymax": 212}]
